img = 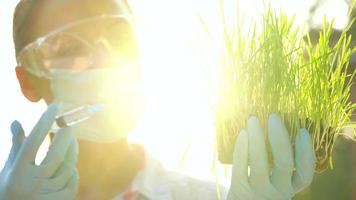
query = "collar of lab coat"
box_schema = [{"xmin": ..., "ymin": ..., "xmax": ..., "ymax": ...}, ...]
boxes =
[
  {"xmin": 112, "ymin": 152, "xmax": 173, "ymax": 200},
  {"xmin": 130, "ymin": 153, "xmax": 172, "ymax": 200}
]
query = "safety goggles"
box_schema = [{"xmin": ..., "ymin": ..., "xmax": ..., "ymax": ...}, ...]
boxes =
[{"xmin": 16, "ymin": 15, "xmax": 138, "ymax": 78}]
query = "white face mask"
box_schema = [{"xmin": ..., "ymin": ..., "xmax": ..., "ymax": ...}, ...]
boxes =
[{"xmin": 50, "ymin": 66, "xmax": 145, "ymax": 143}]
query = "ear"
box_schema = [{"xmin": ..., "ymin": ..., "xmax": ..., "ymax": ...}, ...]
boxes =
[{"xmin": 15, "ymin": 66, "xmax": 42, "ymax": 102}]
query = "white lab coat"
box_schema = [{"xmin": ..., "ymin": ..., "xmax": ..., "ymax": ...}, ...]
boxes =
[{"xmin": 112, "ymin": 154, "xmax": 228, "ymax": 200}]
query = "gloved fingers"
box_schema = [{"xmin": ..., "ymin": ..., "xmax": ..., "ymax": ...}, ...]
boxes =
[
  {"xmin": 226, "ymin": 183, "xmax": 255, "ymax": 200},
  {"xmin": 41, "ymin": 165, "xmax": 76, "ymax": 193},
  {"xmin": 39, "ymin": 171, "xmax": 79, "ymax": 200},
  {"xmin": 231, "ymin": 129, "xmax": 249, "ymax": 186},
  {"xmin": 40, "ymin": 127, "xmax": 74, "ymax": 175},
  {"xmin": 67, "ymin": 169, "xmax": 79, "ymax": 194},
  {"xmin": 6, "ymin": 121, "xmax": 26, "ymax": 167},
  {"xmin": 292, "ymin": 128, "xmax": 315, "ymax": 193},
  {"xmin": 227, "ymin": 183, "xmax": 270, "ymax": 200},
  {"xmin": 65, "ymin": 139, "xmax": 79, "ymax": 167},
  {"xmin": 262, "ymin": 184, "xmax": 287, "ymax": 200},
  {"xmin": 247, "ymin": 117, "xmax": 270, "ymax": 188},
  {"xmin": 39, "ymin": 135, "xmax": 77, "ymax": 180},
  {"xmin": 10, "ymin": 120, "xmax": 25, "ymax": 156},
  {"xmin": 268, "ymin": 114, "xmax": 294, "ymax": 193},
  {"xmin": 19, "ymin": 104, "xmax": 58, "ymax": 163},
  {"xmin": 42, "ymin": 138, "xmax": 78, "ymax": 191}
]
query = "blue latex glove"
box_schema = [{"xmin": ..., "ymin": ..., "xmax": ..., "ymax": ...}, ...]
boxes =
[
  {"xmin": 0, "ymin": 105, "xmax": 79, "ymax": 200},
  {"xmin": 227, "ymin": 114, "xmax": 315, "ymax": 200}
]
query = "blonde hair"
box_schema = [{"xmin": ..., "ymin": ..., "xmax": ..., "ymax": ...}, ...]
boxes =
[{"xmin": 13, "ymin": 0, "xmax": 39, "ymax": 56}]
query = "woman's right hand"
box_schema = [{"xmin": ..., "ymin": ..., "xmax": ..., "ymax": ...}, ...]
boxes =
[{"xmin": 0, "ymin": 104, "xmax": 79, "ymax": 200}]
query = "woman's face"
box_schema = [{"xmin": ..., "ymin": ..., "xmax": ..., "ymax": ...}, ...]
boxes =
[
  {"xmin": 22, "ymin": 0, "xmax": 144, "ymax": 142},
  {"xmin": 23, "ymin": 0, "xmax": 131, "ymax": 103}
]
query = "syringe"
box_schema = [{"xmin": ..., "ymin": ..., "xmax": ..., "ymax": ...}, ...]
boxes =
[{"xmin": 54, "ymin": 104, "xmax": 103, "ymax": 129}]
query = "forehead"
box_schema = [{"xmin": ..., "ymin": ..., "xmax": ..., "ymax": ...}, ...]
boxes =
[{"xmin": 31, "ymin": 0, "xmax": 127, "ymax": 40}]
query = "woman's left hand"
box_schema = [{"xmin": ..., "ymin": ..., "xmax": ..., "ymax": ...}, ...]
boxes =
[{"xmin": 227, "ymin": 114, "xmax": 315, "ymax": 200}]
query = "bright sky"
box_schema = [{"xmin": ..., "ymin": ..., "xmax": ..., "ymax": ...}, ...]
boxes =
[
  {"xmin": 0, "ymin": 1, "xmax": 47, "ymax": 167},
  {"xmin": 0, "ymin": 0, "xmax": 351, "ymax": 186}
]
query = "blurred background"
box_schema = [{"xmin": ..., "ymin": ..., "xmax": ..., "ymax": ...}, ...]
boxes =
[{"xmin": 1, "ymin": 0, "xmax": 355, "ymax": 199}]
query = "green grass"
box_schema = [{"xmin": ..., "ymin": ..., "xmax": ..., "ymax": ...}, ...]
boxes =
[{"xmin": 214, "ymin": 3, "xmax": 356, "ymax": 172}]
